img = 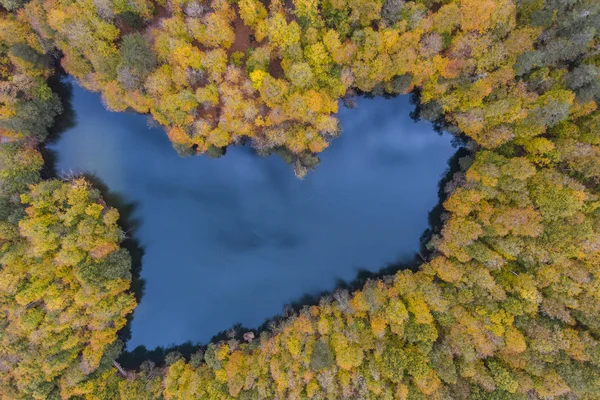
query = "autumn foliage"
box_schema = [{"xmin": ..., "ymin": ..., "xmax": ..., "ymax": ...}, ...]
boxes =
[{"xmin": 0, "ymin": 0, "xmax": 599, "ymax": 398}]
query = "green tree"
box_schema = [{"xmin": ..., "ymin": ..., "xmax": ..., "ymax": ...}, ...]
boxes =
[{"xmin": 117, "ymin": 32, "xmax": 156, "ymax": 89}]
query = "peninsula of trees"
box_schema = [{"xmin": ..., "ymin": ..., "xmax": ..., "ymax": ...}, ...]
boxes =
[{"xmin": 0, "ymin": 0, "xmax": 599, "ymax": 398}]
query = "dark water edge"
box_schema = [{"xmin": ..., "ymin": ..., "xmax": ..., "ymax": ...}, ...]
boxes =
[
  {"xmin": 46, "ymin": 78, "xmax": 460, "ymax": 364},
  {"xmin": 116, "ymin": 147, "xmax": 467, "ymax": 370},
  {"xmin": 39, "ymin": 75, "xmax": 147, "ymax": 345}
]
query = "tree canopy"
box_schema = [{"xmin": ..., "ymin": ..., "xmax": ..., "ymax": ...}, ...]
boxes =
[{"xmin": 0, "ymin": 0, "xmax": 599, "ymax": 398}]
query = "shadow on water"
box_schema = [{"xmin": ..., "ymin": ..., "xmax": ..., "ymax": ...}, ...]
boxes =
[
  {"xmin": 116, "ymin": 146, "xmax": 467, "ymax": 369},
  {"xmin": 230, "ymin": 145, "xmax": 471, "ymax": 348},
  {"xmin": 43, "ymin": 80, "xmax": 465, "ymax": 370},
  {"xmin": 41, "ymin": 73, "xmax": 149, "ymax": 363},
  {"xmin": 117, "ymin": 254, "xmax": 423, "ymax": 369},
  {"xmin": 419, "ymin": 146, "xmax": 472, "ymax": 255},
  {"xmin": 351, "ymin": 88, "xmax": 472, "ymax": 259},
  {"xmin": 408, "ymin": 90, "xmax": 471, "ymax": 149},
  {"xmin": 117, "ymin": 255, "xmax": 427, "ymax": 369},
  {"xmin": 407, "ymin": 90, "xmax": 473, "ymax": 256},
  {"xmin": 41, "ymin": 72, "xmax": 147, "ymax": 326},
  {"xmin": 40, "ymin": 75, "xmax": 77, "ymax": 180},
  {"xmin": 80, "ymin": 173, "xmax": 147, "ymax": 344},
  {"xmin": 116, "ymin": 92, "xmax": 468, "ymax": 371}
]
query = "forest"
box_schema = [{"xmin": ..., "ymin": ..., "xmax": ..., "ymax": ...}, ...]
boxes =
[{"xmin": 0, "ymin": 0, "xmax": 599, "ymax": 398}]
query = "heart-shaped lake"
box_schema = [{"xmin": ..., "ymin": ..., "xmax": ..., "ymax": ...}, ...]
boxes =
[{"xmin": 49, "ymin": 82, "xmax": 457, "ymax": 349}]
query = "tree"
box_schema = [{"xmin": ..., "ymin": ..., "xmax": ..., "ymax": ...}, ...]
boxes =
[
  {"xmin": 118, "ymin": 32, "xmax": 156, "ymax": 89},
  {"xmin": 286, "ymin": 62, "xmax": 315, "ymax": 88},
  {"xmin": 381, "ymin": 0, "xmax": 404, "ymax": 26},
  {"xmin": 0, "ymin": 0, "xmax": 27, "ymax": 10},
  {"xmin": 0, "ymin": 142, "xmax": 42, "ymax": 198},
  {"xmin": 419, "ymin": 33, "xmax": 443, "ymax": 58},
  {"xmin": 566, "ymin": 64, "xmax": 600, "ymax": 91},
  {"xmin": 193, "ymin": 12, "xmax": 235, "ymax": 49},
  {"xmin": 0, "ymin": 179, "xmax": 135, "ymax": 398},
  {"xmin": 460, "ymin": 0, "xmax": 503, "ymax": 33},
  {"xmin": 0, "ymin": 78, "xmax": 62, "ymax": 141},
  {"xmin": 9, "ymin": 44, "xmax": 50, "ymax": 76},
  {"xmin": 239, "ymin": 0, "xmax": 268, "ymax": 28}
]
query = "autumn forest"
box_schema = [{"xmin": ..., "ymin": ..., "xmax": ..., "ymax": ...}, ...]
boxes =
[{"xmin": 0, "ymin": 0, "xmax": 599, "ymax": 398}]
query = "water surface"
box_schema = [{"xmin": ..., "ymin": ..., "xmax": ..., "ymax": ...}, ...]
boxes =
[{"xmin": 50, "ymin": 83, "xmax": 456, "ymax": 348}]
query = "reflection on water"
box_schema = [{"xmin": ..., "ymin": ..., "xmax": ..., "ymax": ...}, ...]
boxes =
[{"xmin": 50, "ymin": 82, "xmax": 456, "ymax": 349}]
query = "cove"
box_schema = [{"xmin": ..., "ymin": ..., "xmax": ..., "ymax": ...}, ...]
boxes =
[{"xmin": 49, "ymin": 81, "xmax": 456, "ymax": 349}]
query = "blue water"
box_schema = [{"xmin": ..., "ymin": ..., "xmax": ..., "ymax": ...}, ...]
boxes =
[{"xmin": 50, "ymin": 82, "xmax": 456, "ymax": 349}]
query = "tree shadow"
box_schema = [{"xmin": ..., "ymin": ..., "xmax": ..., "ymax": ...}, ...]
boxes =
[
  {"xmin": 38, "ymin": 71, "xmax": 150, "ymax": 365},
  {"xmin": 117, "ymin": 255, "xmax": 422, "ymax": 369},
  {"xmin": 250, "ymin": 253, "xmax": 422, "ymax": 330},
  {"xmin": 408, "ymin": 89, "xmax": 469, "ymax": 147},
  {"xmin": 40, "ymin": 74, "xmax": 77, "ymax": 180},
  {"xmin": 119, "ymin": 341, "xmax": 200, "ymax": 370},
  {"xmin": 115, "ymin": 94, "xmax": 469, "ymax": 371},
  {"xmin": 78, "ymin": 173, "xmax": 147, "ymax": 344},
  {"xmin": 419, "ymin": 146, "xmax": 471, "ymax": 256}
]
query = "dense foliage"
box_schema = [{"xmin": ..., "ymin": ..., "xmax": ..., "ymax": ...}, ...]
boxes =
[
  {"xmin": 0, "ymin": 0, "xmax": 599, "ymax": 398},
  {"xmin": 0, "ymin": 19, "xmax": 136, "ymax": 398}
]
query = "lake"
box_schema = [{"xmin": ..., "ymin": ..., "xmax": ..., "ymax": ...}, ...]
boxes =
[{"xmin": 50, "ymin": 82, "xmax": 456, "ymax": 349}]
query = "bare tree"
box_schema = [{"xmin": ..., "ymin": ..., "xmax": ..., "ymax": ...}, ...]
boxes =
[
  {"xmin": 185, "ymin": 1, "xmax": 206, "ymax": 18},
  {"xmin": 381, "ymin": 0, "xmax": 404, "ymax": 26}
]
